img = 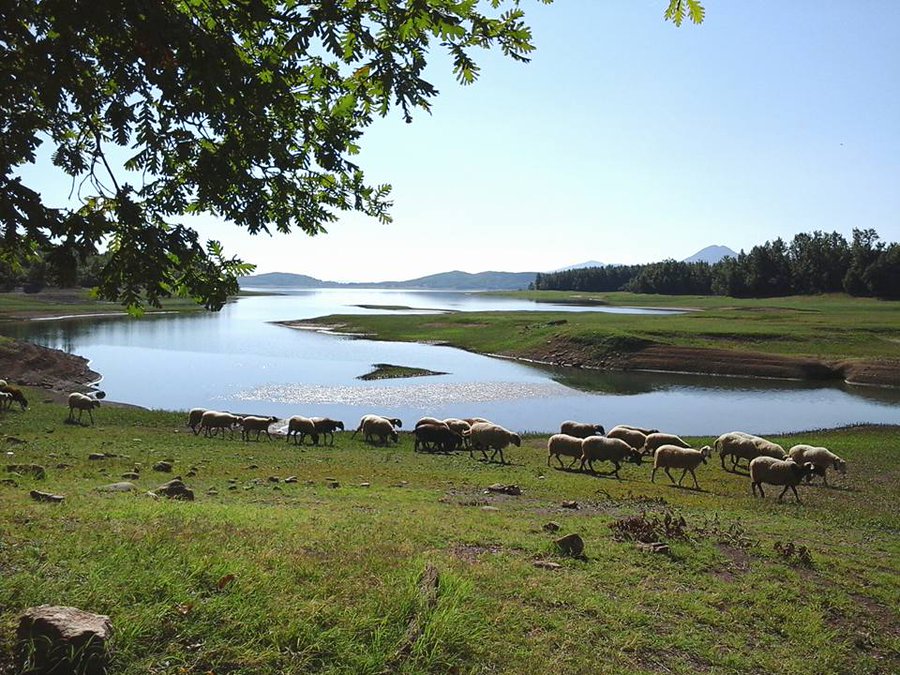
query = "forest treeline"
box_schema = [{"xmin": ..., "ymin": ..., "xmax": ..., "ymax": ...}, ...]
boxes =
[{"xmin": 533, "ymin": 229, "xmax": 900, "ymax": 299}]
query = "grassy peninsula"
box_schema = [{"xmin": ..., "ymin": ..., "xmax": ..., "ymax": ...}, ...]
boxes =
[
  {"xmin": 285, "ymin": 293, "xmax": 900, "ymax": 387},
  {"xmin": 0, "ymin": 392, "xmax": 897, "ymax": 673}
]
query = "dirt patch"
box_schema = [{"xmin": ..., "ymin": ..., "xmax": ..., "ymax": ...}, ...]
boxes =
[
  {"xmin": 0, "ymin": 337, "xmax": 100, "ymax": 394},
  {"xmin": 448, "ymin": 543, "xmax": 506, "ymax": 563},
  {"xmin": 713, "ymin": 544, "xmax": 752, "ymax": 581},
  {"xmin": 520, "ymin": 336, "xmax": 900, "ymax": 387}
]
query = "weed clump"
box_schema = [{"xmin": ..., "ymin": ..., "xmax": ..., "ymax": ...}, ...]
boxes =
[
  {"xmin": 609, "ymin": 509, "xmax": 688, "ymax": 543},
  {"xmin": 774, "ymin": 541, "xmax": 814, "ymax": 567}
]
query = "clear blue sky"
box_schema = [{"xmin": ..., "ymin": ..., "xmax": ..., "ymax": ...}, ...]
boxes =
[{"xmin": 18, "ymin": 1, "xmax": 900, "ymax": 281}]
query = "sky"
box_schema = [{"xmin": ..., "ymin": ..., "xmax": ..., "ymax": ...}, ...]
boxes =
[{"xmin": 17, "ymin": 1, "xmax": 900, "ymax": 282}]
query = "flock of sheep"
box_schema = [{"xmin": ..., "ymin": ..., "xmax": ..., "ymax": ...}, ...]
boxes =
[
  {"xmin": 182, "ymin": 408, "xmax": 845, "ymax": 502},
  {"xmin": 2, "ymin": 384, "xmax": 847, "ymax": 503}
]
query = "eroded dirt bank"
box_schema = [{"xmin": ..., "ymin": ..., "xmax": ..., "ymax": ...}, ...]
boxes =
[{"xmin": 0, "ymin": 337, "xmax": 100, "ymax": 395}]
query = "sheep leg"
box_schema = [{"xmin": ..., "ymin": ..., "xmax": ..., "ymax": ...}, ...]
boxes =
[
  {"xmin": 778, "ymin": 484, "xmax": 801, "ymax": 503},
  {"xmin": 664, "ymin": 467, "xmax": 677, "ymax": 485},
  {"xmin": 753, "ymin": 482, "xmax": 765, "ymax": 498},
  {"xmin": 651, "ymin": 467, "xmax": 658, "ymax": 483},
  {"xmin": 822, "ymin": 471, "xmax": 829, "ymax": 487},
  {"xmin": 677, "ymin": 468, "xmax": 687, "ymax": 486},
  {"xmin": 611, "ymin": 461, "xmax": 621, "ymax": 479},
  {"xmin": 567, "ymin": 456, "xmax": 580, "ymax": 469},
  {"xmin": 88, "ymin": 408, "xmax": 94, "ymax": 425},
  {"xmin": 687, "ymin": 468, "xmax": 699, "ymax": 490}
]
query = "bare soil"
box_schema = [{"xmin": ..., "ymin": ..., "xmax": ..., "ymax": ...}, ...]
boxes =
[{"xmin": 0, "ymin": 338, "xmax": 100, "ymax": 398}]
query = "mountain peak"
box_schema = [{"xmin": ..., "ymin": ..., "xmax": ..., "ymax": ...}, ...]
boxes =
[{"xmin": 682, "ymin": 245, "xmax": 737, "ymax": 264}]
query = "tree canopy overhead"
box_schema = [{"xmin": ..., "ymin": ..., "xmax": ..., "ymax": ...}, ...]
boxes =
[{"xmin": 1, "ymin": 0, "xmax": 702, "ymax": 310}]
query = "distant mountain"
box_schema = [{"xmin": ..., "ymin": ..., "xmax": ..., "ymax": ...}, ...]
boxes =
[
  {"xmin": 552, "ymin": 260, "xmax": 607, "ymax": 272},
  {"xmin": 682, "ymin": 245, "xmax": 737, "ymax": 264},
  {"xmin": 240, "ymin": 270, "xmax": 537, "ymax": 291}
]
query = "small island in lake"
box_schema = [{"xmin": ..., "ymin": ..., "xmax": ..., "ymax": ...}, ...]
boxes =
[{"xmin": 358, "ymin": 363, "xmax": 448, "ymax": 381}]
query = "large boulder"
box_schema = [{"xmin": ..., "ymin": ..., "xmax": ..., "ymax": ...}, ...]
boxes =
[
  {"xmin": 16, "ymin": 605, "xmax": 112, "ymax": 674},
  {"xmin": 153, "ymin": 479, "xmax": 194, "ymax": 501}
]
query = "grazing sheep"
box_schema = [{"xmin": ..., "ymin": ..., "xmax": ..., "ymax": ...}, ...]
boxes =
[
  {"xmin": 643, "ymin": 432, "xmax": 691, "ymax": 456},
  {"xmin": 363, "ymin": 416, "xmax": 399, "ymax": 446},
  {"xmin": 466, "ymin": 423, "xmax": 520, "ymax": 464},
  {"xmin": 788, "ymin": 444, "xmax": 847, "ymax": 486},
  {"xmin": 240, "ymin": 415, "xmax": 278, "ymax": 441},
  {"xmin": 0, "ymin": 385, "xmax": 28, "ymax": 410},
  {"xmin": 580, "ymin": 436, "xmax": 642, "ymax": 478},
  {"xmin": 547, "ymin": 434, "xmax": 585, "ymax": 469},
  {"xmin": 559, "ymin": 420, "xmax": 606, "ymax": 439},
  {"xmin": 351, "ymin": 414, "xmax": 402, "ymax": 438},
  {"xmin": 651, "ymin": 444, "xmax": 712, "ymax": 490},
  {"xmin": 414, "ymin": 424, "xmax": 463, "ymax": 453},
  {"xmin": 750, "ymin": 456, "xmax": 817, "ymax": 502},
  {"xmin": 67, "ymin": 392, "xmax": 100, "ymax": 425},
  {"xmin": 310, "ymin": 417, "xmax": 344, "ymax": 445},
  {"xmin": 462, "ymin": 417, "xmax": 492, "ymax": 426},
  {"xmin": 716, "ymin": 432, "xmax": 786, "ymax": 471},
  {"xmin": 199, "ymin": 411, "xmax": 243, "ymax": 439},
  {"xmin": 415, "ymin": 416, "xmax": 449, "ymax": 429},
  {"xmin": 443, "ymin": 418, "xmax": 472, "ymax": 436},
  {"xmin": 286, "ymin": 416, "xmax": 319, "ymax": 445},
  {"xmin": 187, "ymin": 408, "xmax": 207, "ymax": 435},
  {"xmin": 0, "ymin": 392, "xmax": 12, "ymax": 410},
  {"xmin": 607, "ymin": 426, "xmax": 647, "ymax": 451},
  {"xmin": 614, "ymin": 424, "xmax": 659, "ymax": 435}
]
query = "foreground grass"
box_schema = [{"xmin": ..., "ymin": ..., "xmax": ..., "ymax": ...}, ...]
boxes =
[
  {"xmin": 292, "ymin": 292, "xmax": 900, "ymax": 362},
  {"xmin": 1, "ymin": 394, "xmax": 898, "ymax": 673}
]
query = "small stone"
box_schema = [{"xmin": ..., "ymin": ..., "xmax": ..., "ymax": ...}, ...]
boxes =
[
  {"xmin": 16, "ymin": 605, "xmax": 112, "ymax": 674},
  {"xmin": 96, "ymin": 482, "xmax": 136, "ymax": 493},
  {"xmin": 358, "ymin": 482, "xmax": 371, "ymax": 488},
  {"xmin": 56, "ymin": 463, "xmax": 73, "ymax": 470},
  {"xmin": 228, "ymin": 485, "xmax": 238, "ymax": 491},
  {"xmin": 153, "ymin": 461, "xmax": 173, "ymax": 473},
  {"xmin": 206, "ymin": 489, "xmax": 218, "ymax": 496},
  {"xmin": 186, "ymin": 470, "xmax": 197, "ymax": 478},
  {"xmin": 121, "ymin": 472, "xmax": 140, "ymax": 480},
  {"xmin": 324, "ymin": 477, "xmax": 337, "ymax": 481},
  {"xmin": 328, "ymin": 481, "xmax": 340, "ymax": 489},
  {"xmin": 636, "ymin": 541, "xmax": 670, "ymax": 554},
  {"xmin": 486, "ymin": 483, "xmax": 521, "ymax": 496},
  {"xmin": 6, "ymin": 464, "xmax": 46, "ymax": 479},
  {"xmin": 555, "ymin": 533, "xmax": 585, "ymax": 557},
  {"xmin": 538, "ymin": 474, "xmax": 546, "ymax": 480},
  {"xmin": 561, "ymin": 500, "xmax": 579, "ymax": 509},
  {"xmin": 1, "ymin": 478, "xmax": 17, "ymax": 487},
  {"xmin": 88, "ymin": 453, "xmax": 106, "ymax": 461},
  {"xmin": 284, "ymin": 476, "xmax": 298, "ymax": 484},
  {"xmin": 481, "ymin": 505, "xmax": 500, "ymax": 512},
  {"xmin": 30, "ymin": 490, "xmax": 65, "ymax": 503},
  {"xmin": 268, "ymin": 476, "xmax": 280, "ymax": 483},
  {"xmin": 542, "ymin": 522, "xmax": 561, "ymax": 533},
  {"xmin": 153, "ymin": 479, "xmax": 194, "ymax": 501},
  {"xmin": 273, "ymin": 485, "xmax": 282, "ymax": 491},
  {"xmin": 305, "ymin": 480, "xmax": 315, "ymax": 486},
  {"xmin": 228, "ymin": 478, "xmax": 238, "ymax": 484},
  {"xmin": 6, "ymin": 437, "xmax": 26, "ymax": 445},
  {"xmin": 533, "ymin": 560, "xmax": 562, "ymax": 570},
  {"xmin": 246, "ymin": 464, "xmax": 259, "ymax": 469}
]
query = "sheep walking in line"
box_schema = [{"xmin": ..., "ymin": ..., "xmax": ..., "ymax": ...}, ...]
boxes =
[
  {"xmin": 0, "ymin": 384, "xmax": 28, "ymax": 410},
  {"xmin": 443, "ymin": 419, "xmax": 472, "ymax": 446},
  {"xmin": 606, "ymin": 425, "xmax": 647, "ymax": 451},
  {"xmin": 749, "ymin": 457, "xmax": 817, "ymax": 502},
  {"xmin": 310, "ymin": 417, "xmax": 344, "ymax": 445},
  {"xmin": 67, "ymin": 392, "xmax": 100, "ymax": 425},
  {"xmin": 199, "ymin": 411, "xmax": 243, "ymax": 439},
  {"xmin": 614, "ymin": 424, "xmax": 659, "ymax": 435},
  {"xmin": 466, "ymin": 423, "xmax": 520, "ymax": 464},
  {"xmin": 240, "ymin": 415, "xmax": 278, "ymax": 441},
  {"xmin": 715, "ymin": 431, "xmax": 785, "ymax": 472},
  {"xmin": 414, "ymin": 424, "xmax": 463, "ymax": 453},
  {"xmin": 351, "ymin": 414, "xmax": 402, "ymax": 438},
  {"xmin": 642, "ymin": 432, "xmax": 691, "ymax": 456},
  {"xmin": 579, "ymin": 436, "xmax": 642, "ymax": 478},
  {"xmin": 187, "ymin": 408, "xmax": 208, "ymax": 435},
  {"xmin": 788, "ymin": 445, "xmax": 847, "ymax": 487},
  {"xmin": 547, "ymin": 434, "xmax": 584, "ymax": 469},
  {"xmin": 559, "ymin": 420, "xmax": 606, "ymax": 439},
  {"xmin": 651, "ymin": 444, "xmax": 712, "ymax": 490},
  {"xmin": 286, "ymin": 416, "xmax": 319, "ymax": 446}
]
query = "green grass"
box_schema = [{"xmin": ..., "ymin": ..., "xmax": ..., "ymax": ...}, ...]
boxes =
[
  {"xmin": 293, "ymin": 292, "xmax": 900, "ymax": 361},
  {"xmin": 1, "ymin": 392, "xmax": 898, "ymax": 673},
  {"xmin": 0, "ymin": 288, "xmax": 219, "ymax": 321},
  {"xmin": 358, "ymin": 364, "xmax": 448, "ymax": 381}
]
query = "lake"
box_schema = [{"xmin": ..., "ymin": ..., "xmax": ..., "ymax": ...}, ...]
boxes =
[{"xmin": 3, "ymin": 288, "xmax": 899, "ymax": 435}]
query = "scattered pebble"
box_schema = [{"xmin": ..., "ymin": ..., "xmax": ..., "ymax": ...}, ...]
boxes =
[
  {"xmin": 481, "ymin": 505, "xmax": 500, "ymax": 512},
  {"xmin": 268, "ymin": 476, "xmax": 280, "ymax": 483},
  {"xmin": 96, "ymin": 482, "xmax": 137, "ymax": 493},
  {"xmin": 485, "ymin": 483, "xmax": 521, "ymax": 496},
  {"xmin": 284, "ymin": 476, "xmax": 298, "ymax": 484},
  {"xmin": 636, "ymin": 542, "xmax": 670, "ymax": 554},
  {"xmin": 358, "ymin": 482, "xmax": 371, "ymax": 488},
  {"xmin": 88, "ymin": 453, "xmax": 106, "ymax": 461},
  {"xmin": 561, "ymin": 500, "xmax": 579, "ymax": 509},
  {"xmin": 542, "ymin": 522, "xmax": 561, "ymax": 533},
  {"xmin": 533, "ymin": 560, "xmax": 562, "ymax": 570},
  {"xmin": 555, "ymin": 533, "xmax": 585, "ymax": 557},
  {"xmin": 121, "ymin": 472, "xmax": 140, "ymax": 480},
  {"xmin": 30, "ymin": 490, "xmax": 64, "ymax": 503},
  {"xmin": 153, "ymin": 461, "xmax": 173, "ymax": 473}
]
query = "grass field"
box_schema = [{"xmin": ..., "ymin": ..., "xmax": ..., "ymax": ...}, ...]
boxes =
[
  {"xmin": 1, "ymin": 392, "xmax": 897, "ymax": 673},
  {"xmin": 293, "ymin": 292, "xmax": 900, "ymax": 361}
]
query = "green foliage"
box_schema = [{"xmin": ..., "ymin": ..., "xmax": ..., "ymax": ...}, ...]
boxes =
[
  {"xmin": 664, "ymin": 0, "xmax": 706, "ymax": 27},
  {"xmin": 1, "ymin": 0, "xmax": 555, "ymax": 311}
]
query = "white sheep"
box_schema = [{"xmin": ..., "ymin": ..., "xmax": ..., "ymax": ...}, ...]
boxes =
[
  {"xmin": 716, "ymin": 432, "xmax": 786, "ymax": 471},
  {"xmin": 363, "ymin": 416, "xmax": 399, "ymax": 446},
  {"xmin": 199, "ymin": 411, "xmax": 243, "ymax": 439},
  {"xmin": 580, "ymin": 436, "xmax": 643, "ymax": 478},
  {"xmin": 187, "ymin": 407, "xmax": 207, "ymax": 435},
  {"xmin": 286, "ymin": 416, "xmax": 319, "ymax": 445},
  {"xmin": 750, "ymin": 456, "xmax": 817, "ymax": 502},
  {"xmin": 546, "ymin": 434, "xmax": 584, "ymax": 469},
  {"xmin": 614, "ymin": 424, "xmax": 659, "ymax": 435},
  {"xmin": 310, "ymin": 417, "xmax": 344, "ymax": 445},
  {"xmin": 466, "ymin": 422, "xmax": 521, "ymax": 464},
  {"xmin": 651, "ymin": 444, "xmax": 712, "ymax": 490},
  {"xmin": 415, "ymin": 416, "xmax": 449, "ymax": 429},
  {"xmin": 462, "ymin": 417, "xmax": 492, "ymax": 426},
  {"xmin": 240, "ymin": 415, "xmax": 278, "ymax": 441},
  {"xmin": 67, "ymin": 392, "xmax": 100, "ymax": 425},
  {"xmin": 788, "ymin": 444, "xmax": 847, "ymax": 486},
  {"xmin": 643, "ymin": 432, "xmax": 691, "ymax": 456},
  {"xmin": 606, "ymin": 425, "xmax": 647, "ymax": 451},
  {"xmin": 559, "ymin": 420, "xmax": 605, "ymax": 439},
  {"xmin": 0, "ymin": 384, "xmax": 28, "ymax": 410},
  {"xmin": 351, "ymin": 414, "xmax": 402, "ymax": 438}
]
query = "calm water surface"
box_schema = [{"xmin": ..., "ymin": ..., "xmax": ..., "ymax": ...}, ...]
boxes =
[{"xmin": 3, "ymin": 289, "xmax": 898, "ymax": 435}]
